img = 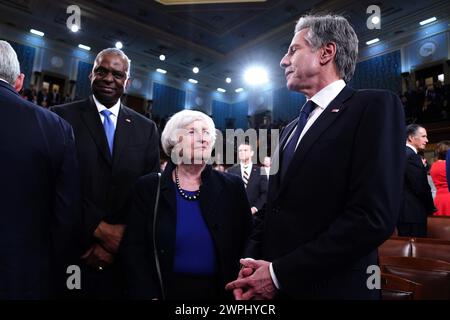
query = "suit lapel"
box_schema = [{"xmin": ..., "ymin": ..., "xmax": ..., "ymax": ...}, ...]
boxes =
[
  {"xmin": 268, "ymin": 119, "xmax": 296, "ymax": 202},
  {"xmin": 112, "ymin": 105, "xmax": 134, "ymax": 168},
  {"xmin": 80, "ymin": 96, "xmax": 112, "ymax": 166},
  {"xmin": 273, "ymin": 86, "xmax": 355, "ymax": 201}
]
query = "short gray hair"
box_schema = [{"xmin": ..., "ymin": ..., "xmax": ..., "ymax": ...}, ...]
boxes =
[
  {"xmin": 161, "ymin": 109, "xmax": 217, "ymax": 157},
  {"xmin": 295, "ymin": 15, "xmax": 358, "ymax": 82},
  {"xmin": 93, "ymin": 48, "xmax": 131, "ymax": 78},
  {"xmin": 0, "ymin": 40, "xmax": 20, "ymax": 85}
]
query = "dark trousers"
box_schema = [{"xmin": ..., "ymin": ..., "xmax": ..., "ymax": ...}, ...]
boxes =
[
  {"xmin": 166, "ymin": 273, "xmax": 220, "ymax": 300},
  {"xmin": 397, "ymin": 223, "xmax": 427, "ymax": 237}
]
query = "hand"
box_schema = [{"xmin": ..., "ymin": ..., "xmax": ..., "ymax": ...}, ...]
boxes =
[
  {"xmin": 81, "ymin": 243, "xmax": 114, "ymax": 270},
  {"xmin": 93, "ymin": 222, "xmax": 126, "ymax": 253},
  {"xmin": 232, "ymin": 265, "xmax": 255, "ymax": 300},
  {"xmin": 251, "ymin": 207, "xmax": 258, "ymax": 215},
  {"xmin": 225, "ymin": 259, "xmax": 277, "ymax": 300}
]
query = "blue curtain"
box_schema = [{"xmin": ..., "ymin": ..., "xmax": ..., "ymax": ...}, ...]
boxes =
[
  {"xmin": 212, "ymin": 100, "xmax": 230, "ymax": 131},
  {"xmin": 231, "ymin": 100, "xmax": 249, "ymax": 130},
  {"xmin": 75, "ymin": 61, "xmax": 93, "ymax": 100},
  {"xmin": 9, "ymin": 41, "xmax": 35, "ymax": 87},
  {"xmin": 350, "ymin": 50, "xmax": 401, "ymax": 94},
  {"xmin": 272, "ymin": 87, "xmax": 306, "ymax": 123},
  {"xmin": 152, "ymin": 82, "xmax": 186, "ymax": 118}
]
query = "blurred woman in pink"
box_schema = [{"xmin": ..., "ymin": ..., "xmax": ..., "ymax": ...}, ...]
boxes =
[{"xmin": 430, "ymin": 141, "xmax": 450, "ymax": 216}]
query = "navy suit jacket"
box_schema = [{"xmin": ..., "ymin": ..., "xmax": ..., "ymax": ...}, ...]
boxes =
[
  {"xmin": 227, "ymin": 164, "xmax": 268, "ymax": 211},
  {"xmin": 398, "ymin": 146, "xmax": 435, "ymax": 224},
  {"xmin": 0, "ymin": 81, "xmax": 80, "ymax": 299},
  {"xmin": 246, "ymin": 86, "xmax": 405, "ymax": 299}
]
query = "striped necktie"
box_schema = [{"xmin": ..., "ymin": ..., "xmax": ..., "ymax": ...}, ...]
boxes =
[{"xmin": 242, "ymin": 165, "xmax": 249, "ymax": 188}]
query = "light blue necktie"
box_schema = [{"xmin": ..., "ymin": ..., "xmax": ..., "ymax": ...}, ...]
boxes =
[{"xmin": 100, "ymin": 109, "xmax": 115, "ymax": 155}]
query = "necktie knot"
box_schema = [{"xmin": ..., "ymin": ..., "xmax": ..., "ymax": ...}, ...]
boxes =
[
  {"xmin": 300, "ymin": 100, "xmax": 316, "ymax": 118},
  {"xmin": 101, "ymin": 109, "xmax": 113, "ymax": 117}
]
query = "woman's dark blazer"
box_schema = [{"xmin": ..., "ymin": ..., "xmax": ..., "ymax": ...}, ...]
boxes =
[{"xmin": 122, "ymin": 162, "xmax": 252, "ymax": 299}]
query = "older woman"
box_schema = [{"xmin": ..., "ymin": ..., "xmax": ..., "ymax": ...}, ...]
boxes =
[{"xmin": 122, "ymin": 110, "xmax": 252, "ymax": 300}]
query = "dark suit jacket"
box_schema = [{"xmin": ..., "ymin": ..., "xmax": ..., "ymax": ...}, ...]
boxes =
[
  {"xmin": 398, "ymin": 146, "xmax": 435, "ymax": 224},
  {"xmin": 0, "ymin": 81, "xmax": 80, "ymax": 299},
  {"xmin": 122, "ymin": 162, "xmax": 252, "ymax": 299},
  {"xmin": 51, "ymin": 96, "xmax": 160, "ymax": 296},
  {"xmin": 246, "ymin": 86, "xmax": 405, "ymax": 299},
  {"xmin": 227, "ymin": 164, "xmax": 268, "ymax": 211}
]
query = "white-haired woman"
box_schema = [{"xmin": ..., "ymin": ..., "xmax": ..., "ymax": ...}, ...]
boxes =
[{"xmin": 122, "ymin": 110, "xmax": 252, "ymax": 300}]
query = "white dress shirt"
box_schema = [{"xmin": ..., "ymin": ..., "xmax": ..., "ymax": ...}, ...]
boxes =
[
  {"xmin": 93, "ymin": 95, "xmax": 120, "ymax": 129},
  {"xmin": 284, "ymin": 79, "xmax": 346, "ymax": 152},
  {"xmin": 406, "ymin": 143, "xmax": 418, "ymax": 154},
  {"xmin": 240, "ymin": 162, "xmax": 253, "ymax": 178},
  {"xmin": 271, "ymin": 79, "xmax": 346, "ymax": 290}
]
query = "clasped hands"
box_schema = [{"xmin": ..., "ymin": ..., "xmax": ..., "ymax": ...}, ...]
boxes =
[
  {"xmin": 81, "ymin": 221, "xmax": 125, "ymax": 271},
  {"xmin": 225, "ymin": 258, "xmax": 277, "ymax": 300}
]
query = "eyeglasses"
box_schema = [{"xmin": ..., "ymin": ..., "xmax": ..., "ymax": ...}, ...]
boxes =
[{"xmin": 93, "ymin": 66, "xmax": 127, "ymax": 80}]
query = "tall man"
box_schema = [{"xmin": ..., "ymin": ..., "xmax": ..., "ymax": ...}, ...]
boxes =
[
  {"xmin": 397, "ymin": 124, "xmax": 435, "ymax": 237},
  {"xmin": 227, "ymin": 143, "xmax": 268, "ymax": 215},
  {"xmin": 0, "ymin": 40, "xmax": 79, "ymax": 299},
  {"xmin": 226, "ymin": 14, "xmax": 405, "ymax": 299},
  {"xmin": 51, "ymin": 48, "xmax": 160, "ymax": 298}
]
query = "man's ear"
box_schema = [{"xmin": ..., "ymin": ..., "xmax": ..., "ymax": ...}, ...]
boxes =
[
  {"xmin": 14, "ymin": 73, "xmax": 25, "ymax": 92},
  {"xmin": 320, "ymin": 42, "xmax": 336, "ymax": 65},
  {"xmin": 125, "ymin": 77, "xmax": 132, "ymax": 90}
]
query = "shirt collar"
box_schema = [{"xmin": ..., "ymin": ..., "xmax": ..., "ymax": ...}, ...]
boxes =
[
  {"xmin": 92, "ymin": 95, "xmax": 121, "ymax": 117},
  {"xmin": 0, "ymin": 77, "xmax": 9, "ymax": 84},
  {"xmin": 310, "ymin": 79, "xmax": 346, "ymax": 110},
  {"xmin": 406, "ymin": 143, "xmax": 418, "ymax": 154}
]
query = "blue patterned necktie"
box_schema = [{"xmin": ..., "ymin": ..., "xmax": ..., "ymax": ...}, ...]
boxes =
[
  {"xmin": 100, "ymin": 109, "xmax": 115, "ymax": 155},
  {"xmin": 281, "ymin": 100, "xmax": 316, "ymax": 178}
]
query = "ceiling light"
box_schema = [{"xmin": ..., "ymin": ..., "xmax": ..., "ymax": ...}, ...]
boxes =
[
  {"xmin": 70, "ymin": 25, "xmax": 79, "ymax": 33},
  {"xmin": 30, "ymin": 29, "xmax": 44, "ymax": 37},
  {"xmin": 217, "ymin": 88, "xmax": 226, "ymax": 93},
  {"xmin": 188, "ymin": 78, "xmax": 198, "ymax": 84},
  {"xmin": 226, "ymin": 77, "xmax": 232, "ymax": 83},
  {"xmin": 366, "ymin": 38, "xmax": 380, "ymax": 45},
  {"xmin": 193, "ymin": 66, "xmax": 199, "ymax": 74},
  {"xmin": 235, "ymin": 88, "xmax": 244, "ymax": 93},
  {"xmin": 159, "ymin": 54, "xmax": 166, "ymax": 61},
  {"xmin": 371, "ymin": 16, "xmax": 380, "ymax": 25},
  {"xmin": 244, "ymin": 66, "xmax": 268, "ymax": 85},
  {"xmin": 78, "ymin": 44, "xmax": 91, "ymax": 51},
  {"xmin": 156, "ymin": 68, "xmax": 167, "ymax": 74},
  {"xmin": 419, "ymin": 17, "xmax": 437, "ymax": 26},
  {"xmin": 115, "ymin": 41, "xmax": 123, "ymax": 49}
]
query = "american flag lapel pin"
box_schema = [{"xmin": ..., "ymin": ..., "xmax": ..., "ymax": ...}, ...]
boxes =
[
  {"xmin": 125, "ymin": 118, "xmax": 131, "ymax": 123},
  {"xmin": 331, "ymin": 108, "xmax": 340, "ymax": 113}
]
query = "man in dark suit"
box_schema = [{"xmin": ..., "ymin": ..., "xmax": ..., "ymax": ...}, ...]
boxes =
[
  {"xmin": 0, "ymin": 40, "xmax": 79, "ymax": 299},
  {"xmin": 227, "ymin": 143, "xmax": 268, "ymax": 216},
  {"xmin": 51, "ymin": 48, "xmax": 160, "ymax": 298},
  {"xmin": 226, "ymin": 14, "xmax": 405, "ymax": 300},
  {"xmin": 397, "ymin": 124, "xmax": 435, "ymax": 237}
]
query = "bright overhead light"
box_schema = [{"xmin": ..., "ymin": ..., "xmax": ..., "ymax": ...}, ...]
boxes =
[
  {"xmin": 226, "ymin": 77, "xmax": 232, "ymax": 83},
  {"xmin": 371, "ymin": 16, "xmax": 380, "ymax": 25},
  {"xmin": 78, "ymin": 44, "xmax": 91, "ymax": 51},
  {"xmin": 235, "ymin": 88, "xmax": 244, "ymax": 93},
  {"xmin": 156, "ymin": 68, "xmax": 167, "ymax": 74},
  {"xmin": 193, "ymin": 66, "xmax": 199, "ymax": 74},
  {"xmin": 366, "ymin": 38, "xmax": 380, "ymax": 45},
  {"xmin": 30, "ymin": 29, "xmax": 44, "ymax": 37},
  {"xmin": 244, "ymin": 66, "xmax": 269, "ymax": 85},
  {"xmin": 420, "ymin": 17, "xmax": 437, "ymax": 26},
  {"xmin": 70, "ymin": 25, "xmax": 79, "ymax": 33},
  {"xmin": 217, "ymin": 88, "xmax": 226, "ymax": 93},
  {"xmin": 115, "ymin": 41, "xmax": 123, "ymax": 49},
  {"xmin": 159, "ymin": 54, "xmax": 166, "ymax": 61},
  {"xmin": 188, "ymin": 78, "xmax": 198, "ymax": 84}
]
